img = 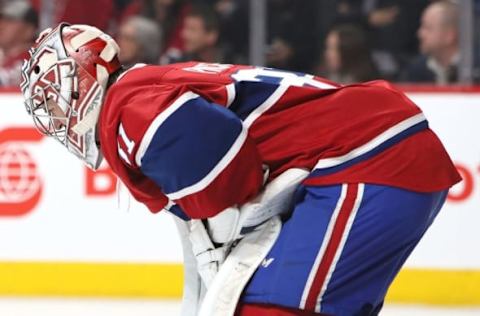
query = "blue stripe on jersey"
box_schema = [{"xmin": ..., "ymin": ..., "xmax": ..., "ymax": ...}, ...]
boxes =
[
  {"xmin": 309, "ymin": 120, "xmax": 429, "ymax": 178},
  {"xmin": 228, "ymin": 81, "xmax": 278, "ymax": 121},
  {"xmin": 140, "ymin": 96, "xmax": 243, "ymax": 195}
]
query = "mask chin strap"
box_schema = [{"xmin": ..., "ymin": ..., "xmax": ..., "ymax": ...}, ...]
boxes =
[{"xmin": 71, "ymin": 105, "xmax": 101, "ymax": 136}]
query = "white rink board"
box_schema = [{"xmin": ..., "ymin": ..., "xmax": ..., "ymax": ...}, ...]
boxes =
[
  {"xmin": 0, "ymin": 91, "xmax": 478, "ymax": 268},
  {"xmin": 0, "ymin": 93, "xmax": 182, "ymax": 263},
  {"xmin": 405, "ymin": 93, "xmax": 479, "ymax": 268}
]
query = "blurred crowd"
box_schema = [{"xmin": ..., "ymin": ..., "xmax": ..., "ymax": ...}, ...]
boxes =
[{"xmin": 0, "ymin": 0, "xmax": 477, "ymax": 87}]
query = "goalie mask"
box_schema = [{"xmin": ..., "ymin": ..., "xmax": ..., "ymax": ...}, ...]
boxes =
[{"xmin": 20, "ymin": 23, "xmax": 121, "ymax": 170}]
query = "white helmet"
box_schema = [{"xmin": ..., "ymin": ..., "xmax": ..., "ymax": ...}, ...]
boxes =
[{"xmin": 20, "ymin": 23, "xmax": 121, "ymax": 170}]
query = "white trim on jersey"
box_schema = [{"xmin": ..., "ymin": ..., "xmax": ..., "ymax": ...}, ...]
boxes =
[
  {"xmin": 135, "ymin": 91, "xmax": 200, "ymax": 166},
  {"xmin": 314, "ymin": 183, "xmax": 364, "ymax": 313},
  {"xmin": 313, "ymin": 113, "xmax": 426, "ymax": 170},
  {"xmin": 116, "ymin": 63, "xmax": 147, "ymax": 83},
  {"xmin": 165, "ymin": 125, "xmax": 248, "ymax": 200},
  {"xmin": 225, "ymin": 83, "xmax": 236, "ymax": 107},
  {"xmin": 303, "ymin": 74, "xmax": 339, "ymax": 89},
  {"xmin": 243, "ymin": 84, "xmax": 290, "ymax": 129}
]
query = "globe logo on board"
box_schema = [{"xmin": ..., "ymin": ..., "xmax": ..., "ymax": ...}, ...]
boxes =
[
  {"xmin": 0, "ymin": 144, "xmax": 41, "ymax": 202},
  {"xmin": 0, "ymin": 127, "xmax": 44, "ymax": 216}
]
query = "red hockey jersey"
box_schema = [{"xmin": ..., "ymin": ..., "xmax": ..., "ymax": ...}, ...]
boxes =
[{"xmin": 99, "ymin": 62, "xmax": 461, "ymax": 218}]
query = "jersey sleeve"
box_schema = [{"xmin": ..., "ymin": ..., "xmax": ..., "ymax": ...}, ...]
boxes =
[{"xmin": 134, "ymin": 91, "xmax": 264, "ymax": 219}]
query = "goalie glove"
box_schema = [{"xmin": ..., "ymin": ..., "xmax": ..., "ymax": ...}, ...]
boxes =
[
  {"xmin": 206, "ymin": 168, "xmax": 309, "ymax": 244},
  {"xmin": 188, "ymin": 219, "xmax": 230, "ymax": 288},
  {"xmin": 188, "ymin": 168, "xmax": 309, "ymax": 289}
]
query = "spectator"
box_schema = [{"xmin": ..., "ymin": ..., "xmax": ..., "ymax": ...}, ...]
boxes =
[
  {"xmin": 179, "ymin": 4, "xmax": 223, "ymax": 63},
  {"xmin": 132, "ymin": 0, "xmax": 192, "ymax": 64},
  {"xmin": 365, "ymin": 0, "xmax": 429, "ymax": 80},
  {"xmin": 314, "ymin": 1, "xmax": 428, "ymax": 80},
  {"xmin": 317, "ymin": 24, "xmax": 378, "ymax": 84},
  {"xmin": 0, "ymin": 0, "xmax": 38, "ymax": 86},
  {"xmin": 117, "ymin": 16, "xmax": 162, "ymax": 67},
  {"xmin": 402, "ymin": 0, "xmax": 459, "ymax": 84}
]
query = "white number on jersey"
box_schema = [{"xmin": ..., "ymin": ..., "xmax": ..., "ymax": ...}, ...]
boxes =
[
  {"xmin": 231, "ymin": 67, "xmax": 337, "ymax": 89},
  {"xmin": 183, "ymin": 63, "xmax": 233, "ymax": 74},
  {"xmin": 118, "ymin": 123, "xmax": 135, "ymax": 166}
]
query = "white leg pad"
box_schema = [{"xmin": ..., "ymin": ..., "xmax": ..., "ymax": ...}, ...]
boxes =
[
  {"xmin": 198, "ymin": 216, "xmax": 282, "ymax": 316},
  {"xmin": 172, "ymin": 216, "xmax": 207, "ymax": 316}
]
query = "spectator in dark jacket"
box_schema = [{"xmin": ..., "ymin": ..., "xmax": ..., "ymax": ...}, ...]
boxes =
[
  {"xmin": 179, "ymin": 4, "xmax": 224, "ymax": 63},
  {"xmin": 402, "ymin": 0, "xmax": 459, "ymax": 84}
]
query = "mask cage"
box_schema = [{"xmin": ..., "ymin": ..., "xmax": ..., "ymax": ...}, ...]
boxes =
[{"xmin": 24, "ymin": 82, "xmax": 75, "ymax": 147}]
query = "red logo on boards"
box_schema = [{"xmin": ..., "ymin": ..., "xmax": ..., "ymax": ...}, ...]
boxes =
[
  {"xmin": 447, "ymin": 162, "xmax": 475, "ymax": 203},
  {"xmin": 0, "ymin": 127, "xmax": 43, "ymax": 216}
]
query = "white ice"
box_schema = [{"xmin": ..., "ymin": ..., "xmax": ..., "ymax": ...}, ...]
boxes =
[{"xmin": 0, "ymin": 298, "xmax": 479, "ymax": 316}]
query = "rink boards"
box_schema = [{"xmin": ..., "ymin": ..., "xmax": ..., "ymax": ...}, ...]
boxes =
[{"xmin": 0, "ymin": 87, "xmax": 478, "ymax": 305}]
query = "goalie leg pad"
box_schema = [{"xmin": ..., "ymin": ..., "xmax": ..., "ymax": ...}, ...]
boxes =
[
  {"xmin": 198, "ymin": 216, "xmax": 282, "ymax": 316},
  {"xmin": 172, "ymin": 216, "xmax": 206, "ymax": 316}
]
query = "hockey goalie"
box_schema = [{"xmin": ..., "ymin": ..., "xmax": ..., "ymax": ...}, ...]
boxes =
[{"xmin": 20, "ymin": 24, "xmax": 461, "ymax": 316}]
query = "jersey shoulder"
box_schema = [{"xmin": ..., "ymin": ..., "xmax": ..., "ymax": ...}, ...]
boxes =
[
  {"xmin": 105, "ymin": 67, "xmax": 189, "ymax": 168},
  {"xmin": 162, "ymin": 62, "xmax": 253, "ymax": 84}
]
